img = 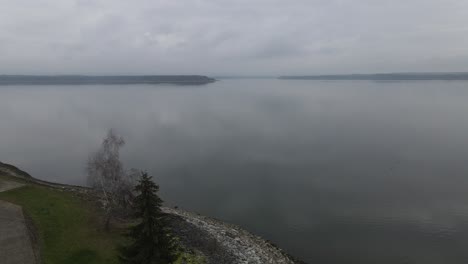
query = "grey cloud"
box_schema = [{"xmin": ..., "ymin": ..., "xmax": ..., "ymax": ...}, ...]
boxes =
[{"xmin": 0, "ymin": 0, "xmax": 468, "ymax": 75}]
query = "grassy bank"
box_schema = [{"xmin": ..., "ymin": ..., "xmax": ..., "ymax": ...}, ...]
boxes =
[
  {"xmin": 0, "ymin": 178, "xmax": 121, "ymax": 264},
  {"xmin": 0, "ymin": 173, "xmax": 206, "ymax": 264}
]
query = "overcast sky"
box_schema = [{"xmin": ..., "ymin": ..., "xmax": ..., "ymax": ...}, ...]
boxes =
[{"xmin": 1, "ymin": 0, "xmax": 468, "ymax": 75}]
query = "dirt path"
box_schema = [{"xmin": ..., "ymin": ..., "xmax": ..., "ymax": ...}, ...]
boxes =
[
  {"xmin": 0, "ymin": 180, "xmax": 37, "ymax": 264},
  {"xmin": 0, "ymin": 180, "xmax": 25, "ymax": 192}
]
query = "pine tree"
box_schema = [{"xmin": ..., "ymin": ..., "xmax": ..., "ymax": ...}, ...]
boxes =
[{"xmin": 119, "ymin": 172, "xmax": 176, "ymax": 264}]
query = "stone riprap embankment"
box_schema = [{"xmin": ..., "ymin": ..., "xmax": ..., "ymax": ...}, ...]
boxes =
[{"xmin": 163, "ymin": 207, "xmax": 298, "ymax": 264}]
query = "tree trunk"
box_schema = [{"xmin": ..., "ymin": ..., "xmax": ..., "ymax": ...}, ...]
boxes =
[{"xmin": 104, "ymin": 207, "xmax": 112, "ymax": 231}]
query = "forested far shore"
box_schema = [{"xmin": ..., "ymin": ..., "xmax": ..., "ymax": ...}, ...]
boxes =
[
  {"xmin": 0, "ymin": 75, "xmax": 216, "ymax": 85},
  {"xmin": 279, "ymin": 72, "xmax": 468, "ymax": 80}
]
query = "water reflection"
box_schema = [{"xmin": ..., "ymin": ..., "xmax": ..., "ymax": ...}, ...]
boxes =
[{"xmin": 2, "ymin": 79, "xmax": 468, "ymax": 263}]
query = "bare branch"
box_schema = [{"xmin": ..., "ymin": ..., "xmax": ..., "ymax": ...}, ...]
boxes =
[{"xmin": 86, "ymin": 129, "xmax": 134, "ymax": 230}]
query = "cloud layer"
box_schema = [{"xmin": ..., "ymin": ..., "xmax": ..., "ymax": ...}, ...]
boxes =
[{"xmin": 1, "ymin": 0, "xmax": 468, "ymax": 75}]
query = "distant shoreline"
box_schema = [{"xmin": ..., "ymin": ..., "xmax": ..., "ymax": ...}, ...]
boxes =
[
  {"xmin": 0, "ymin": 75, "xmax": 216, "ymax": 85},
  {"xmin": 279, "ymin": 72, "xmax": 468, "ymax": 81}
]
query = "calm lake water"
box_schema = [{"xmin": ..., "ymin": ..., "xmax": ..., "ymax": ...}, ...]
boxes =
[{"xmin": 2, "ymin": 79, "xmax": 468, "ymax": 263}]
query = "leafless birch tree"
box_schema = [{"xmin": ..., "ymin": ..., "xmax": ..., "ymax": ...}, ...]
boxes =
[{"xmin": 87, "ymin": 129, "xmax": 135, "ymax": 230}]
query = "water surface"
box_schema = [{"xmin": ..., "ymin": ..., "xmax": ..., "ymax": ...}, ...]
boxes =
[{"xmin": 2, "ymin": 79, "xmax": 468, "ymax": 263}]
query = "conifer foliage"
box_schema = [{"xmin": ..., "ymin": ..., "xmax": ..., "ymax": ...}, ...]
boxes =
[{"xmin": 119, "ymin": 172, "xmax": 176, "ymax": 264}]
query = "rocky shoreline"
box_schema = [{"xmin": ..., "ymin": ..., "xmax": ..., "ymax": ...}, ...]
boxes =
[
  {"xmin": 163, "ymin": 207, "xmax": 303, "ymax": 264},
  {"xmin": 0, "ymin": 162, "xmax": 305, "ymax": 264}
]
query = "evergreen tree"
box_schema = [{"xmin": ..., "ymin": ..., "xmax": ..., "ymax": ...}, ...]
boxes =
[{"xmin": 119, "ymin": 172, "xmax": 176, "ymax": 264}]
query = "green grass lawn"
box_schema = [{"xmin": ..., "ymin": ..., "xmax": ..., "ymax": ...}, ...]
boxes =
[
  {"xmin": 0, "ymin": 181, "xmax": 122, "ymax": 264},
  {"xmin": 0, "ymin": 174, "xmax": 206, "ymax": 264}
]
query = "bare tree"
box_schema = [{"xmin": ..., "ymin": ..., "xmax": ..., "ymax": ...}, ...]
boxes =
[{"xmin": 87, "ymin": 129, "xmax": 134, "ymax": 230}]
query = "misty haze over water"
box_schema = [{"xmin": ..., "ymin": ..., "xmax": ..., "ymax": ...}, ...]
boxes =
[{"xmin": 3, "ymin": 79, "xmax": 468, "ymax": 263}]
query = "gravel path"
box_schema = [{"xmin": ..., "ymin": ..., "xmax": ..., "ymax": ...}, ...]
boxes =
[{"xmin": 0, "ymin": 180, "xmax": 38, "ymax": 264}]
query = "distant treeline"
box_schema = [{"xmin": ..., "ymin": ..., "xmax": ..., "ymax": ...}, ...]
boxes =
[
  {"xmin": 0, "ymin": 75, "xmax": 216, "ymax": 85},
  {"xmin": 279, "ymin": 73, "xmax": 468, "ymax": 81}
]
